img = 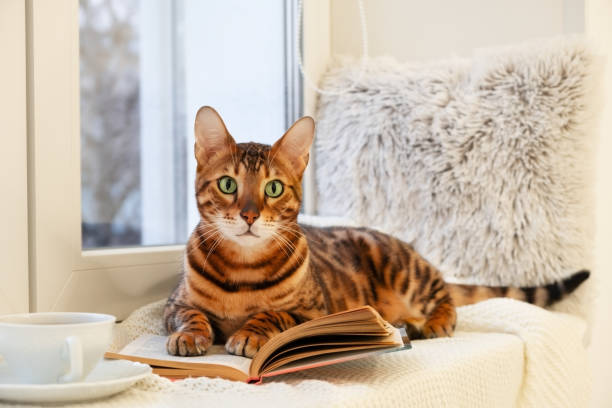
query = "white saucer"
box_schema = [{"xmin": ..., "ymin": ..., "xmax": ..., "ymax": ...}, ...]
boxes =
[{"xmin": 0, "ymin": 359, "xmax": 152, "ymax": 404}]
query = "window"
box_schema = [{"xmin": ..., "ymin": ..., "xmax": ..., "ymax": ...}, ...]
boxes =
[
  {"xmin": 79, "ymin": 0, "xmax": 300, "ymax": 248},
  {"xmin": 27, "ymin": 0, "xmax": 301, "ymax": 318}
]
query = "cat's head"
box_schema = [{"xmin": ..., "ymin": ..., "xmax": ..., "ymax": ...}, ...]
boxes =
[{"xmin": 193, "ymin": 106, "xmax": 314, "ymax": 248}]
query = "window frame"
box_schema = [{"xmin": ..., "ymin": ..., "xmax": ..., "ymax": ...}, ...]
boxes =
[
  {"xmin": 0, "ymin": 0, "xmax": 29, "ymax": 314},
  {"xmin": 27, "ymin": 0, "xmax": 307, "ymax": 319}
]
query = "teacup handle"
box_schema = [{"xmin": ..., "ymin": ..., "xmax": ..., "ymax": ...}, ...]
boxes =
[{"xmin": 59, "ymin": 336, "xmax": 83, "ymax": 383}]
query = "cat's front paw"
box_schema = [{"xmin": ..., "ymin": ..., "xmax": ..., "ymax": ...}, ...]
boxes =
[
  {"xmin": 225, "ymin": 330, "xmax": 269, "ymax": 358},
  {"xmin": 166, "ymin": 331, "xmax": 213, "ymax": 356},
  {"xmin": 421, "ymin": 319, "xmax": 455, "ymax": 339}
]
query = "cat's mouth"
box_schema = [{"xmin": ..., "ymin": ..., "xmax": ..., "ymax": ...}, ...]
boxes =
[{"xmin": 237, "ymin": 230, "xmax": 260, "ymax": 238}]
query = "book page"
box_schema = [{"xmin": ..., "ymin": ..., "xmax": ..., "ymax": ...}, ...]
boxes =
[
  {"xmin": 257, "ymin": 326, "xmax": 408, "ymax": 374},
  {"xmin": 261, "ymin": 342, "xmax": 411, "ymax": 380},
  {"xmin": 117, "ymin": 334, "xmax": 252, "ymax": 375},
  {"xmin": 253, "ymin": 306, "xmax": 393, "ymax": 371}
]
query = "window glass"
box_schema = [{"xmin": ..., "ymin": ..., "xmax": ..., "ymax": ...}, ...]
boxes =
[{"xmin": 79, "ymin": 0, "xmax": 289, "ymax": 248}]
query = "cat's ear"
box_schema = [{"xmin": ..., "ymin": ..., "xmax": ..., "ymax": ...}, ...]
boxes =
[
  {"xmin": 194, "ymin": 106, "xmax": 237, "ymax": 164},
  {"xmin": 271, "ymin": 116, "xmax": 314, "ymax": 175}
]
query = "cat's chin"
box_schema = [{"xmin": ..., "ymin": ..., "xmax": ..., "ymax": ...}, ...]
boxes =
[{"xmin": 229, "ymin": 233, "xmax": 270, "ymax": 248}]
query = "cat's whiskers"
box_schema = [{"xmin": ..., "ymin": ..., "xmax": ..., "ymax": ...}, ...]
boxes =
[
  {"xmin": 275, "ymin": 233, "xmax": 297, "ymax": 252},
  {"xmin": 201, "ymin": 233, "xmax": 225, "ymax": 271},
  {"xmin": 276, "ymin": 225, "xmax": 304, "ymax": 240},
  {"xmin": 199, "ymin": 227, "xmax": 222, "ymax": 244},
  {"xmin": 197, "ymin": 220, "xmax": 224, "ymax": 240},
  {"xmin": 277, "ymin": 226, "xmax": 304, "ymax": 244},
  {"xmin": 270, "ymin": 234, "xmax": 292, "ymax": 260},
  {"xmin": 185, "ymin": 225, "xmax": 223, "ymax": 257},
  {"xmin": 268, "ymin": 228, "xmax": 292, "ymax": 248},
  {"xmin": 195, "ymin": 226, "xmax": 216, "ymax": 248},
  {"xmin": 196, "ymin": 220, "xmax": 221, "ymax": 235},
  {"xmin": 271, "ymin": 230, "xmax": 304, "ymax": 263},
  {"xmin": 283, "ymin": 221, "xmax": 325, "ymax": 245}
]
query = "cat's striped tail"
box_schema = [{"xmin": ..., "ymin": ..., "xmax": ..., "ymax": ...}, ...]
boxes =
[{"xmin": 447, "ymin": 270, "xmax": 590, "ymax": 307}]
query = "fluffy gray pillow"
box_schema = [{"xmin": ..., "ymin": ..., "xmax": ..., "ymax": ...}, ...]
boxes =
[{"xmin": 314, "ymin": 39, "xmax": 599, "ymax": 315}]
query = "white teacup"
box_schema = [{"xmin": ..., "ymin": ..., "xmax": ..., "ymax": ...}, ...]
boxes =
[{"xmin": 0, "ymin": 312, "xmax": 115, "ymax": 384}]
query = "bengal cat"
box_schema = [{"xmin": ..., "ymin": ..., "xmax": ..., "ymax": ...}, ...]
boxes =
[{"xmin": 164, "ymin": 106, "xmax": 589, "ymax": 358}]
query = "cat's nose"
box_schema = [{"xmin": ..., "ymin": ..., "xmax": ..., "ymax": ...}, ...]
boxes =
[{"xmin": 240, "ymin": 204, "xmax": 260, "ymax": 225}]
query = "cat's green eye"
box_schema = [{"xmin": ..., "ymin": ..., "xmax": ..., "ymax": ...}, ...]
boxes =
[
  {"xmin": 218, "ymin": 176, "xmax": 237, "ymax": 194},
  {"xmin": 265, "ymin": 180, "xmax": 284, "ymax": 198}
]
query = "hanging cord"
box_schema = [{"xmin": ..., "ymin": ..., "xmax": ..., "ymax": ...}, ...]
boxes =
[{"xmin": 296, "ymin": 0, "xmax": 369, "ymax": 96}]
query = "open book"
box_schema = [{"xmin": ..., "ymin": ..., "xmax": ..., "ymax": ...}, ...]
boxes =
[{"xmin": 105, "ymin": 306, "xmax": 410, "ymax": 384}]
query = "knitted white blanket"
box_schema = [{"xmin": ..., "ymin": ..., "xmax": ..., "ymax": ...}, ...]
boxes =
[{"xmin": 6, "ymin": 298, "xmax": 589, "ymax": 407}]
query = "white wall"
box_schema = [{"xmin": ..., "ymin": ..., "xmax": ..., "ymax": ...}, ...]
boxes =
[
  {"xmin": 325, "ymin": 1, "xmax": 611, "ymax": 406},
  {"xmin": 586, "ymin": 2, "xmax": 612, "ymax": 407},
  {"xmin": 331, "ymin": 0, "xmax": 583, "ymax": 61},
  {"xmin": 303, "ymin": 0, "xmax": 331, "ymax": 214}
]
